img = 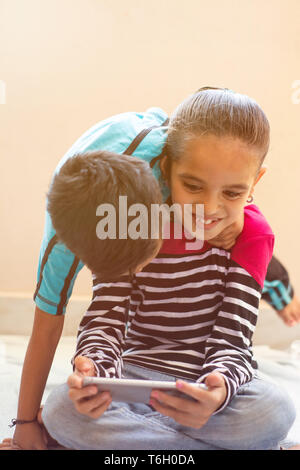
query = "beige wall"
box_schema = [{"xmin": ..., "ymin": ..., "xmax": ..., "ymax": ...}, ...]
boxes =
[{"xmin": 1, "ymin": 0, "xmax": 300, "ymax": 300}]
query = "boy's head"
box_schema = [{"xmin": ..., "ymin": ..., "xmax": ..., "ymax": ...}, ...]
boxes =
[{"xmin": 47, "ymin": 150, "xmax": 163, "ymax": 280}]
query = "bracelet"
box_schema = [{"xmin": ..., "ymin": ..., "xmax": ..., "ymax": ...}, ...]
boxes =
[{"xmin": 9, "ymin": 418, "xmax": 38, "ymax": 427}]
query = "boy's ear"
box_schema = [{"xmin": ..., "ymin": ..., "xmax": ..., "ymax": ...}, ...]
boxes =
[{"xmin": 159, "ymin": 155, "xmax": 168, "ymax": 180}]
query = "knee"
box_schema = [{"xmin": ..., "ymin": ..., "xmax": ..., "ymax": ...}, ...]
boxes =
[
  {"xmin": 263, "ymin": 384, "xmax": 296, "ymax": 446},
  {"xmin": 228, "ymin": 378, "xmax": 296, "ymax": 450}
]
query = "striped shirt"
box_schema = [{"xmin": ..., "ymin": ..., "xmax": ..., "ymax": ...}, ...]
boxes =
[{"xmin": 74, "ymin": 204, "xmax": 274, "ymax": 411}]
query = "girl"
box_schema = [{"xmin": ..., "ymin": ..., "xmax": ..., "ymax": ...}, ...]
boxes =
[{"xmin": 40, "ymin": 88, "xmax": 296, "ymax": 450}]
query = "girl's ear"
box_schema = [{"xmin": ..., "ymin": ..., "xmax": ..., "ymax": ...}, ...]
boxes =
[
  {"xmin": 254, "ymin": 165, "xmax": 267, "ymax": 186},
  {"xmin": 249, "ymin": 165, "xmax": 267, "ymax": 198}
]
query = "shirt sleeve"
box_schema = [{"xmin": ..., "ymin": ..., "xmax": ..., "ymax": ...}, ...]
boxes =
[
  {"xmin": 33, "ymin": 210, "xmax": 84, "ymax": 315},
  {"xmin": 262, "ymin": 255, "xmax": 294, "ymax": 310},
  {"xmin": 197, "ymin": 261, "xmax": 263, "ymax": 412},
  {"xmin": 72, "ymin": 274, "xmax": 135, "ymax": 378},
  {"xmin": 197, "ymin": 230, "xmax": 274, "ymax": 412}
]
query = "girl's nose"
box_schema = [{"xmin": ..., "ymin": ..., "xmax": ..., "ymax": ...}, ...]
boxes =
[{"xmin": 202, "ymin": 194, "xmax": 221, "ymax": 217}]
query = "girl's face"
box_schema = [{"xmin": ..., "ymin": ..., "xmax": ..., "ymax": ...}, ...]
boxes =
[{"xmin": 161, "ymin": 135, "xmax": 266, "ymax": 242}]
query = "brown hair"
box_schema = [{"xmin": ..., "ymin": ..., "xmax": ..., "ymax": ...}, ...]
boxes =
[
  {"xmin": 160, "ymin": 86, "xmax": 270, "ymax": 187},
  {"xmin": 47, "ymin": 150, "xmax": 163, "ymax": 280}
]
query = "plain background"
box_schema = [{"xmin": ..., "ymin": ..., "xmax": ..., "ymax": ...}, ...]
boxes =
[{"xmin": 0, "ymin": 0, "xmax": 299, "ymax": 302}]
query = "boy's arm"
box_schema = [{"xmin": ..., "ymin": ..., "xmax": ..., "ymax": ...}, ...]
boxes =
[
  {"xmin": 12, "ymin": 306, "xmax": 64, "ymax": 450},
  {"xmin": 262, "ymin": 255, "xmax": 294, "ymax": 310},
  {"xmin": 34, "ymin": 211, "xmax": 84, "ymax": 315},
  {"xmin": 262, "ymin": 256, "xmax": 300, "ymax": 326}
]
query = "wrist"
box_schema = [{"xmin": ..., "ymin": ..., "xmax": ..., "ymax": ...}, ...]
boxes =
[{"xmin": 9, "ymin": 417, "xmax": 38, "ymax": 428}]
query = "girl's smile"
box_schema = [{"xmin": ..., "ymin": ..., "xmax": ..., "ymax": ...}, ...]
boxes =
[{"xmin": 192, "ymin": 214, "xmax": 223, "ymax": 231}]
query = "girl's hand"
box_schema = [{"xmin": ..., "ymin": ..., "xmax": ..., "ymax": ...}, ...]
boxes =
[
  {"xmin": 209, "ymin": 213, "xmax": 244, "ymax": 250},
  {"xmin": 149, "ymin": 372, "xmax": 227, "ymax": 429},
  {"xmin": 67, "ymin": 356, "xmax": 112, "ymax": 419}
]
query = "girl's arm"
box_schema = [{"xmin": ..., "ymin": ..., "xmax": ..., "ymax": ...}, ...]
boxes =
[
  {"xmin": 198, "ymin": 262, "xmax": 262, "ymax": 412},
  {"xmin": 199, "ymin": 226, "xmax": 274, "ymax": 412}
]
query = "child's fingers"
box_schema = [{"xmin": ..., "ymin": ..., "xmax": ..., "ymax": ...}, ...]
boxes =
[
  {"xmin": 68, "ymin": 382, "xmax": 98, "ymax": 401},
  {"xmin": 204, "ymin": 371, "xmax": 226, "ymax": 390},
  {"xmin": 278, "ymin": 311, "xmax": 295, "ymax": 327},
  {"xmin": 74, "ymin": 355, "xmax": 96, "ymax": 376},
  {"xmin": 150, "ymin": 396, "xmax": 180, "ymax": 418},
  {"xmin": 175, "ymin": 380, "xmax": 210, "ymax": 402},
  {"xmin": 150, "ymin": 388, "xmax": 195, "ymax": 414},
  {"xmin": 277, "ymin": 306, "xmax": 299, "ymax": 327},
  {"xmin": 67, "ymin": 371, "xmax": 84, "ymax": 389},
  {"xmin": 150, "ymin": 381, "xmax": 208, "ymax": 411},
  {"xmin": 0, "ymin": 438, "xmax": 18, "ymax": 450},
  {"xmin": 74, "ymin": 391, "xmax": 112, "ymax": 418},
  {"xmin": 1, "ymin": 438, "xmax": 12, "ymax": 445},
  {"xmin": 290, "ymin": 296, "xmax": 300, "ymax": 322},
  {"xmin": 0, "ymin": 438, "xmax": 22, "ymax": 450},
  {"xmin": 150, "ymin": 375, "xmax": 227, "ymax": 429},
  {"xmin": 149, "ymin": 397, "xmax": 206, "ymax": 429},
  {"xmin": 83, "ymin": 395, "xmax": 112, "ymax": 419}
]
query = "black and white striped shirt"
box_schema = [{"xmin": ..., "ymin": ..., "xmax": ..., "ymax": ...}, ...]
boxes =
[{"xmin": 74, "ymin": 205, "xmax": 274, "ymax": 410}]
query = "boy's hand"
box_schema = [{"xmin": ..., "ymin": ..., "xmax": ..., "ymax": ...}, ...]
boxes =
[
  {"xmin": 277, "ymin": 295, "xmax": 300, "ymax": 327},
  {"xmin": 149, "ymin": 372, "xmax": 227, "ymax": 429},
  {"xmin": 67, "ymin": 356, "xmax": 112, "ymax": 419},
  {"xmin": 209, "ymin": 213, "xmax": 244, "ymax": 250}
]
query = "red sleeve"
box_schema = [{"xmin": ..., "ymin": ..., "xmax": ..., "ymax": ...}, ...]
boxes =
[{"xmin": 230, "ymin": 205, "xmax": 275, "ymax": 288}]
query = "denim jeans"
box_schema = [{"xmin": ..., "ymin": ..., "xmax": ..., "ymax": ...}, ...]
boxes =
[{"xmin": 42, "ymin": 363, "xmax": 296, "ymax": 450}]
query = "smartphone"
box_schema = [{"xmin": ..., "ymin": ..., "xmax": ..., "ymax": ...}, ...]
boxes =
[{"xmin": 82, "ymin": 376, "xmax": 208, "ymax": 404}]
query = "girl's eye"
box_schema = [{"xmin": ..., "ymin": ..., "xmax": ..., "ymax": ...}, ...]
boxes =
[
  {"xmin": 183, "ymin": 182, "xmax": 202, "ymax": 192},
  {"xmin": 224, "ymin": 191, "xmax": 242, "ymax": 199}
]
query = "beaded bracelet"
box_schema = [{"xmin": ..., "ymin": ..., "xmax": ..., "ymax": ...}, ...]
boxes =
[{"xmin": 9, "ymin": 418, "xmax": 38, "ymax": 427}]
